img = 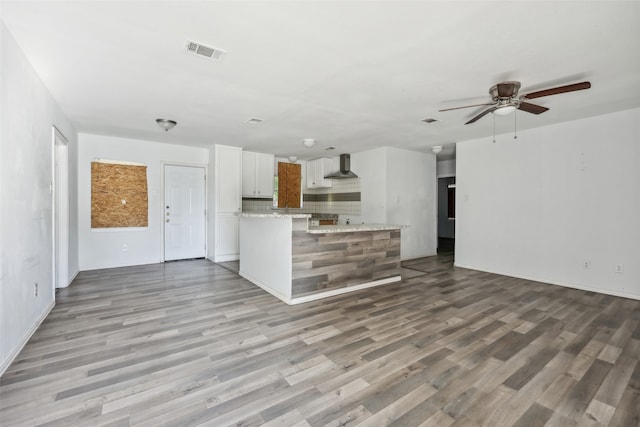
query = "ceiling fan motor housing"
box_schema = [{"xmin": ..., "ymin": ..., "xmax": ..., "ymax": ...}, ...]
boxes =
[{"xmin": 490, "ymin": 81, "xmax": 521, "ymax": 101}]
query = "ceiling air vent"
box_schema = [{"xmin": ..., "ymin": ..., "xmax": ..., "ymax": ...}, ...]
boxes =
[{"xmin": 185, "ymin": 40, "xmax": 226, "ymax": 60}]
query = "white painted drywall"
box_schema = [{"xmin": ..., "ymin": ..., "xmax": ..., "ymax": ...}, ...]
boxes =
[
  {"xmin": 455, "ymin": 108, "xmax": 640, "ymax": 300},
  {"xmin": 386, "ymin": 147, "xmax": 437, "ymax": 259},
  {"xmin": 437, "ymin": 159, "xmax": 456, "ymax": 178},
  {"xmin": 352, "ymin": 146, "xmax": 437, "ymax": 260},
  {"xmin": 239, "ymin": 216, "xmax": 292, "ymax": 301},
  {"xmin": 77, "ymin": 134, "xmax": 208, "ymax": 270},
  {"xmin": 351, "ymin": 147, "xmax": 388, "ymax": 225},
  {"xmin": 1, "ymin": 23, "xmax": 78, "ymax": 374}
]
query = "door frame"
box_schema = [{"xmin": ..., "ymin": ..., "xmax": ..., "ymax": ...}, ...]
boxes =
[
  {"xmin": 161, "ymin": 162, "xmax": 208, "ymax": 262},
  {"xmin": 51, "ymin": 126, "xmax": 69, "ymax": 290}
]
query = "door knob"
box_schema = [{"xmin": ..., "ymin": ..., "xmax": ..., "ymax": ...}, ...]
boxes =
[{"xmin": 166, "ymin": 219, "xmax": 170, "ymax": 223}]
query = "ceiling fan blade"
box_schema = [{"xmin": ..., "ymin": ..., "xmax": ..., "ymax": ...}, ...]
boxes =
[
  {"xmin": 522, "ymin": 81, "xmax": 591, "ymax": 99},
  {"xmin": 438, "ymin": 103, "xmax": 495, "ymax": 112},
  {"xmin": 518, "ymin": 101, "xmax": 549, "ymax": 115},
  {"xmin": 496, "ymin": 82, "xmax": 520, "ymax": 98},
  {"xmin": 465, "ymin": 106, "xmax": 497, "ymax": 125}
]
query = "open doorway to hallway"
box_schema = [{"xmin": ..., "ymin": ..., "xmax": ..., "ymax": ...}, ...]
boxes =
[{"xmin": 437, "ymin": 176, "xmax": 455, "ymax": 255}]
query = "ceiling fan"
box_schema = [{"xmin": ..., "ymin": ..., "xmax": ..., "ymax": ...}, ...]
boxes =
[{"xmin": 439, "ymin": 81, "xmax": 591, "ymax": 124}]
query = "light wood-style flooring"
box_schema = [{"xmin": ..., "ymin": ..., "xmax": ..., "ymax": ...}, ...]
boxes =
[{"xmin": 1, "ymin": 255, "xmax": 639, "ymax": 426}]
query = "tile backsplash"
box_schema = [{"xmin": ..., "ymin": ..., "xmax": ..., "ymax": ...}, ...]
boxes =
[
  {"xmin": 242, "ymin": 198, "xmax": 274, "ymax": 212},
  {"xmin": 242, "ymin": 177, "xmax": 361, "ymax": 216}
]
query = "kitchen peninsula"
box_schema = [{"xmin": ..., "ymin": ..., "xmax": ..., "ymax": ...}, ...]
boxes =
[{"xmin": 239, "ymin": 213, "xmax": 404, "ymax": 304}]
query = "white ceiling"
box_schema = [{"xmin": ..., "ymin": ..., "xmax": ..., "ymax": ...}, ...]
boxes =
[{"xmin": 2, "ymin": 1, "xmax": 640, "ymax": 161}]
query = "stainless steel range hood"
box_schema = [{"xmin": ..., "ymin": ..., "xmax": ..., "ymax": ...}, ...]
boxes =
[{"xmin": 324, "ymin": 154, "xmax": 358, "ymax": 179}]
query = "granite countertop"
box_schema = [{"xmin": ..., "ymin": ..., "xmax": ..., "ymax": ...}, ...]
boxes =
[
  {"xmin": 239, "ymin": 213, "xmax": 405, "ymax": 233},
  {"xmin": 307, "ymin": 223, "xmax": 406, "ymax": 234},
  {"xmin": 239, "ymin": 212, "xmax": 311, "ymax": 219}
]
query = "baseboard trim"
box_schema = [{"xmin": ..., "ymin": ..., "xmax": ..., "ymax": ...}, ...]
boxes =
[
  {"xmin": 57, "ymin": 268, "xmax": 80, "ymax": 288},
  {"xmin": 214, "ymin": 254, "xmax": 239, "ymax": 262},
  {"xmin": 453, "ymin": 262, "xmax": 640, "ymax": 301},
  {"xmin": 0, "ymin": 300, "xmax": 55, "ymax": 377},
  {"xmin": 401, "ymin": 253, "xmax": 438, "ymax": 262},
  {"xmin": 79, "ymin": 260, "xmax": 161, "ymax": 271},
  {"xmin": 238, "ymin": 271, "xmax": 291, "ymax": 303},
  {"xmin": 289, "ymin": 276, "xmax": 402, "ymax": 305},
  {"xmin": 239, "ymin": 271, "xmax": 401, "ymax": 305}
]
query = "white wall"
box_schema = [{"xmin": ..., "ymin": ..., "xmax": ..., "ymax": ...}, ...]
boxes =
[
  {"xmin": 386, "ymin": 147, "xmax": 437, "ymax": 259},
  {"xmin": 239, "ymin": 216, "xmax": 292, "ymax": 302},
  {"xmin": 456, "ymin": 108, "xmax": 640, "ymax": 300},
  {"xmin": 1, "ymin": 23, "xmax": 78, "ymax": 374},
  {"xmin": 437, "ymin": 159, "xmax": 456, "ymax": 178},
  {"xmin": 353, "ymin": 146, "xmax": 437, "ymax": 260},
  {"xmin": 352, "ymin": 147, "xmax": 388, "ymax": 225},
  {"xmin": 78, "ymin": 134, "xmax": 208, "ymax": 270}
]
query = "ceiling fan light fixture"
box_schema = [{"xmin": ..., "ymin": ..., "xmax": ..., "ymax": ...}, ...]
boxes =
[
  {"xmin": 493, "ymin": 105, "xmax": 517, "ymax": 116},
  {"xmin": 156, "ymin": 118, "xmax": 177, "ymax": 131}
]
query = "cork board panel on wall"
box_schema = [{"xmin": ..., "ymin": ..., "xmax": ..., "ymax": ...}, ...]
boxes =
[{"xmin": 91, "ymin": 162, "xmax": 148, "ymax": 228}]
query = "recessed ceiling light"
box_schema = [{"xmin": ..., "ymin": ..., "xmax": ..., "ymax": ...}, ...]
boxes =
[
  {"xmin": 247, "ymin": 118, "xmax": 263, "ymax": 124},
  {"xmin": 422, "ymin": 118, "xmax": 438, "ymax": 123}
]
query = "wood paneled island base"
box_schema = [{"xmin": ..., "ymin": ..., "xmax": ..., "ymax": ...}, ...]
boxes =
[{"xmin": 239, "ymin": 214, "xmax": 403, "ymax": 304}]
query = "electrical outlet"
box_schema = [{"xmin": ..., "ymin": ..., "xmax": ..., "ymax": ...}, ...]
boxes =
[
  {"xmin": 583, "ymin": 260, "xmax": 591, "ymax": 269},
  {"xmin": 615, "ymin": 264, "xmax": 623, "ymax": 273},
  {"xmin": 34, "ymin": 283, "xmax": 38, "ymax": 297},
  {"xmin": 122, "ymin": 244, "xmax": 128, "ymax": 252}
]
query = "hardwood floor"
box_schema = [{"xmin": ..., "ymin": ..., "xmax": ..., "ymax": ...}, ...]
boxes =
[{"xmin": 1, "ymin": 256, "xmax": 639, "ymax": 426}]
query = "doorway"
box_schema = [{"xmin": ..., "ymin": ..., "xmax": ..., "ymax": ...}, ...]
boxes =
[
  {"xmin": 52, "ymin": 127, "xmax": 69, "ymax": 289},
  {"xmin": 437, "ymin": 176, "xmax": 455, "ymax": 254},
  {"xmin": 163, "ymin": 165, "xmax": 206, "ymax": 261}
]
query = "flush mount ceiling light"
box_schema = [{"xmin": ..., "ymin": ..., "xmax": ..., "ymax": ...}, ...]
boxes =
[
  {"xmin": 156, "ymin": 119, "xmax": 177, "ymax": 132},
  {"xmin": 303, "ymin": 138, "xmax": 316, "ymax": 148},
  {"xmin": 288, "ymin": 156, "xmax": 298, "ymax": 162},
  {"xmin": 431, "ymin": 145, "xmax": 443, "ymax": 154}
]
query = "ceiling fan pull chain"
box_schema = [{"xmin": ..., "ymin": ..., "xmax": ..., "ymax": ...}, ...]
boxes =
[{"xmin": 514, "ymin": 110, "xmax": 518, "ymax": 140}]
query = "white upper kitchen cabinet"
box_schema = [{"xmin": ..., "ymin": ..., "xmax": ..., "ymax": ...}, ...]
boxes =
[
  {"xmin": 306, "ymin": 158, "xmax": 333, "ymax": 188},
  {"xmin": 242, "ymin": 151, "xmax": 275, "ymax": 198}
]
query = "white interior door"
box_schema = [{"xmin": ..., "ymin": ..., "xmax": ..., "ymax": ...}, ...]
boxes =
[{"xmin": 164, "ymin": 165, "xmax": 206, "ymax": 261}]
